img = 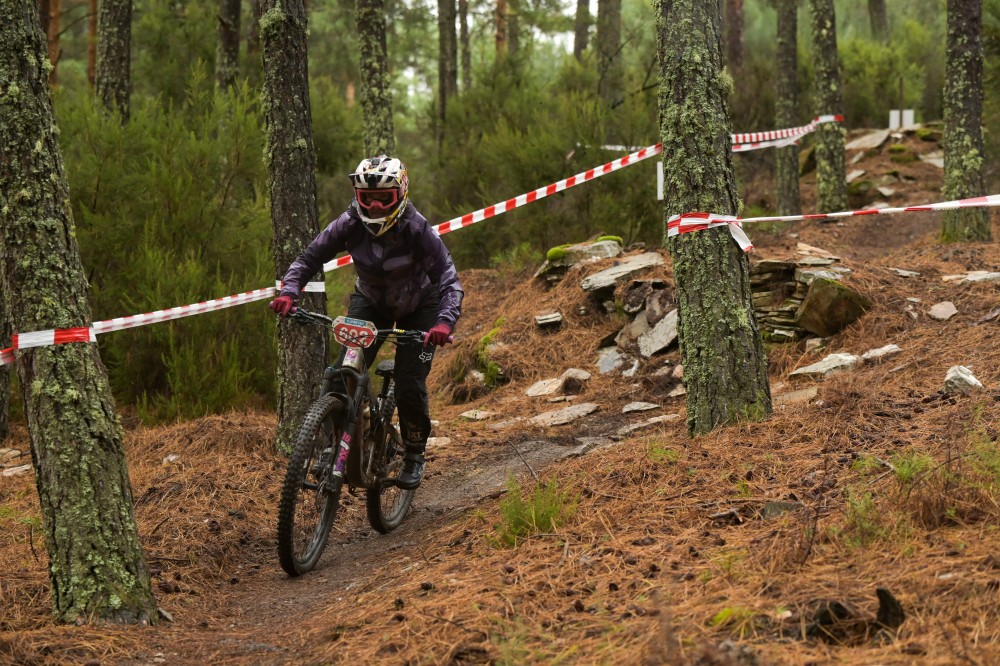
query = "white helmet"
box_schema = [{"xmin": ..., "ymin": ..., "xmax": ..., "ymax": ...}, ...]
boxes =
[{"xmin": 349, "ymin": 155, "xmax": 409, "ymax": 237}]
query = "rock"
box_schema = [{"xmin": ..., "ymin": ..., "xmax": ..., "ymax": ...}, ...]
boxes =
[
  {"xmin": 0, "ymin": 448, "xmax": 21, "ymax": 463},
  {"xmin": 644, "ymin": 288, "xmax": 674, "ymax": 326},
  {"xmin": 162, "ymin": 454, "xmax": 181, "ymax": 465},
  {"xmin": 774, "ymin": 387, "xmax": 818, "ymax": 405},
  {"xmin": 622, "ymin": 280, "xmax": 667, "ymax": 314},
  {"xmin": 862, "ymin": 344, "xmax": 902, "ymax": 362},
  {"xmin": 671, "ymin": 364, "xmax": 684, "ymax": 379},
  {"xmin": 616, "ymin": 413, "xmax": 681, "ymax": 436},
  {"xmin": 796, "ymin": 278, "xmax": 871, "ymax": 337},
  {"xmin": 845, "ymin": 128, "xmax": 890, "ymax": 151},
  {"xmin": 761, "ymin": 501, "xmax": 805, "ymax": 519},
  {"xmin": 528, "ymin": 402, "xmax": 600, "ymax": 426},
  {"xmin": 790, "ymin": 353, "xmax": 862, "ymax": 379},
  {"xmin": 459, "ymin": 410, "xmax": 494, "ymax": 421},
  {"xmin": 525, "ymin": 378, "xmax": 562, "ymax": 397},
  {"xmin": 564, "ymin": 437, "xmax": 616, "ymax": 458},
  {"xmin": 942, "ymin": 271, "xmax": 1000, "ymax": 284},
  {"xmin": 928, "ymin": 301, "xmax": 958, "ymax": 321},
  {"xmin": 667, "ymin": 384, "xmax": 686, "ymax": 397},
  {"xmin": 2, "ymin": 464, "xmax": 32, "ymax": 478},
  {"xmin": 918, "ymin": 150, "xmax": 944, "ymax": 168},
  {"xmin": 876, "ymin": 186, "xmax": 896, "ymax": 198},
  {"xmin": 891, "ymin": 268, "xmax": 921, "ymax": 278},
  {"xmin": 637, "ymin": 309, "xmax": 679, "ymax": 357},
  {"xmin": 560, "ymin": 368, "xmax": 591, "ymax": 394},
  {"xmin": 944, "ymin": 366, "xmax": 983, "ymax": 394},
  {"xmin": 796, "ymin": 243, "xmax": 839, "ymax": 260},
  {"xmin": 534, "ymin": 312, "xmax": 563, "ymax": 328},
  {"xmin": 580, "ymin": 253, "xmax": 665, "ymax": 293},
  {"xmin": 426, "ymin": 437, "xmax": 451, "ymax": 448},
  {"xmin": 535, "ymin": 239, "xmax": 623, "ymax": 276},
  {"xmin": 597, "ymin": 347, "xmax": 629, "ymax": 374},
  {"xmin": 622, "ymin": 402, "xmax": 659, "ymax": 413},
  {"xmin": 804, "ymin": 338, "xmax": 826, "ymax": 353},
  {"xmin": 846, "ymin": 169, "xmax": 866, "ymax": 183}
]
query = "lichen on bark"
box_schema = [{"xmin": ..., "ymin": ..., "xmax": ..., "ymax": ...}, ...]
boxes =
[
  {"xmin": 773, "ymin": 0, "xmax": 800, "ymax": 216},
  {"xmin": 941, "ymin": 0, "xmax": 990, "ymax": 242},
  {"xmin": 0, "ymin": 0, "xmax": 156, "ymax": 624},
  {"xmin": 356, "ymin": 0, "xmax": 396, "ymax": 155},
  {"xmin": 260, "ymin": 0, "xmax": 328, "ymax": 451},
  {"xmin": 656, "ymin": 0, "xmax": 771, "ymax": 437},
  {"xmin": 808, "ymin": 0, "xmax": 847, "ymax": 213}
]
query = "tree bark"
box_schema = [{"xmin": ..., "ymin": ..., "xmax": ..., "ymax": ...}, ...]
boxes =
[
  {"xmin": 96, "ymin": 0, "xmax": 132, "ymax": 121},
  {"xmin": 87, "ymin": 0, "xmax": 97, "ymax": 88},
  {"xmin": 809, "ymin": 0, "xmax": 847, "ymax": 213},
  {"xmin": 356, "ymin": 0, "xmax": 396, "ymax": 155},
  {"xmin": 459, "ymin": 0, "xmax": 471, "ymax": 91},
  {"xmin": 774, "ymin": 0, "xmax": 800, "ymax": 216},
  {"xmin": 868, "ymin": 0, "xmax": 889, "ymax": 42},
  {"xmin": 0, "ymin": 291, "xmax": 8, "ymax": 440},
  {"xmin": 216, "ymin": 0, "xmax": 241, "ymax": 90},
  {"xmin": 724, "ymin": 0, "xmax": 744, "ymax": 71},
  {"xmin": 507, "ymin": 0, "xmax": 520, "ymax": 55},
  {"xmin": 260, "ymin": 0, "xmax": 328, "ymax": 451},
  {"xmin": 941, "ymin": 0, "xmax": 990, "ymax": 242},
  {"xmin": 573, "ymin": 0, "xmax": 590, "ymax": 61},
  {"xmin": 597, "ymin": 0, "xmax": 623, "ymax": 107},
  {"xmin": 0, "ymin": 0, "xmax": 157, "ymax": 623},
  {"xmin": 657, "ymin": 0, "xmax": 771, "ymax": 437}
]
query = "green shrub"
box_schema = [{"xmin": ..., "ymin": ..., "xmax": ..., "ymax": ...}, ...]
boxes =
[{"xmin": 493, "ymin": 474, "xmax": 578, "ymax": 547}]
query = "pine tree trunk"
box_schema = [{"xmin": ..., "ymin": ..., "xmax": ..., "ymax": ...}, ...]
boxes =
[
  {"xmin": 597, "ymin": 0, "xmax": 622, "ymax": 108},
  {"xmin": 247, "ymin": 0, "xmax": 261, "ymax": 57},
  {"xmin": 724, "ymin": 0, "xmax": 744, "ymax": 71},
  {"xmin": 87, "ymin": 0, "xmax": 97, "ymax": 88},
  {"xmin": 868, "ymin": 0, "xmax": 889, "ymax": 42},
  {"xmin": 356, "ymin": 0, "xmax": 395, "ymax": 155},
  {"xmin": 39, "ymin": 0, "xmax": 51, "ymax": 36},
  {"xmin": 0, "ymin": 1, "xmax": 156, "ymax": 623},
  {"xmin": 508, "ymin": 0, "xmax": 519, "ymax": 55},
  {"xmin": 809, "ymin": 0, "xmax": 847, "ymax": 213},
  {"xmin": 774, "ymin": 0, "xmax": 800, "ymax": 216},
  {"xmin": 0, "ymin": 291, "xmax": 8, "ymax": 440},
  {"xmin": 459, "ymin": 0, "xmax": 471, "ymax": 91},
  {"xmin": 96, "ymin": 0, "xmax": 132, "ymax": 121},
  {"xmin": 657, "ymin": 0, "xmax": 771, "ymax": 437},
  {"xmin": 260, "ymin": 0, "xmax": 328, "ymax": 452},
  {"xmin": 216, "ymin": 0, "xmax": 241, "ymax": 90},
  {"xmin": 942, "ymin": 0, "xmax": 990, "ymax": 242},
  {"xmin": 573, "ymin": 0, "xmax": 589, "ymax": 61}
]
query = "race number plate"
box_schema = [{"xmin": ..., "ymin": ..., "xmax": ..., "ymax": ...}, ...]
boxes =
[{"xmin": 332, "ymin": 316, "xmax": 378, "ymax": 348}]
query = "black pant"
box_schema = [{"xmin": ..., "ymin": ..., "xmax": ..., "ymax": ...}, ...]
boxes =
[{"xmin": 331, "ymin": 290, "xmax": 440, "ymax": 445}]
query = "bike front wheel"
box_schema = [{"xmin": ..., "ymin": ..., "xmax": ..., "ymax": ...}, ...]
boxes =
[
  {"xmin": 366, "ymin": 391, "xmax": 414, "ymax": 533},
  {"xmin": 277, "ymin": 394, "xmax": 344, "ymax": 576}
]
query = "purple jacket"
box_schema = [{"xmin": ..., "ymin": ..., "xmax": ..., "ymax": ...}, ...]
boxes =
[{"xmin": 279, "ymin": 202, "xmax": 463, "ymax": 328}]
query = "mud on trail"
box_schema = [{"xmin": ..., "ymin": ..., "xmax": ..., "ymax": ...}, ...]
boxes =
[{"xmin": 4, "ymin": 128, "xmax": 1000, "ymax": 665}]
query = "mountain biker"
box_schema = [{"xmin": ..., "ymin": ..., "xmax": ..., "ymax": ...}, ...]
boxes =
[{"xmin": 269, "ymin": 155, "xmax": 463, "ymax": 490}]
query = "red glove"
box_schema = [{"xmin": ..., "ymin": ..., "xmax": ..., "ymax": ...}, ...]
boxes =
[
  {"xmin": 424, "ymin": 323, "xmax": 452, "ymax": 348},
  {"xmin": 269, "ymin": 295, "xmax": 297, "ymax": 318}
]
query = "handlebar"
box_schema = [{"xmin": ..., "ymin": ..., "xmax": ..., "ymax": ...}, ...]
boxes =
[{"xmin": 287, "ymin": 307, "xmax": 454, "ymax": 346}]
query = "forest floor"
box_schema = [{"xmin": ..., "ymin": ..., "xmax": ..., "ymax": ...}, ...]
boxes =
[{"xmin": 3, "ymin": 128, "xmax": 1000, "ymax": 665}]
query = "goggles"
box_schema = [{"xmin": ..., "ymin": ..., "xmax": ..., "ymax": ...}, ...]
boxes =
[{"xmin": 356, "ymin": 187, "xmax": 401, "ymax": 215}]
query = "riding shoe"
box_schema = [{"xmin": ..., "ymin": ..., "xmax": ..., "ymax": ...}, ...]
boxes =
[{"xmin": 396, "ymin": 448, "xmax": 425, "ymax": 490}]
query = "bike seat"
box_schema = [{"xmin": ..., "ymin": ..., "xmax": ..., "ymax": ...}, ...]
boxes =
[{"xmin": 375, "ymin": 360, "xmax": 395, "ymax": 377}]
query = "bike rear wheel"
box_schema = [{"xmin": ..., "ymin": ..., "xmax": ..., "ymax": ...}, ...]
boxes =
[
  {"xmin": 366, "ymin": 388, "xmax": 414, "ymax": 533},
  {"xmin": 277, "ymin": 394, "xmax": 344, "ymax": 576}
]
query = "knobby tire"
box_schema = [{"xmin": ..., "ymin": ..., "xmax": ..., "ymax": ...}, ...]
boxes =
[{"xmin": 277, "ymin": 394, "xmax": 344, "ymax": 576}]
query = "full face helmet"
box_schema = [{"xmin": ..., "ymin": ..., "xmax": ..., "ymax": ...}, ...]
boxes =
[{"xmin": 349, "ymin": 155, "xmax": 409, "ymax": 237}]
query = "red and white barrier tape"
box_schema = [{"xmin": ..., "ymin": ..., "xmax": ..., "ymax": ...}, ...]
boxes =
[
  {"xmin": 8, "ymin": 113, "xmax": 983, "ymax": 364},
  {"xmin": 668, "ymin": 213, "xmax": 754, "ymax": 251},
  {"xmin": 731, "ymin": 114, "xmax": 842, "ymax": 146}
]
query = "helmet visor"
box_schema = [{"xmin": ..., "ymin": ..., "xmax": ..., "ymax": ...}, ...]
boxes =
[{"xmin": 356, "ymin": 188, "xmax": 401, "ymax": 217}]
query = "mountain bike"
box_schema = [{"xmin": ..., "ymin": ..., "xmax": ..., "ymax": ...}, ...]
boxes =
[{"xmin": 276, "ymin": 309, "xmax": 430, "ymax": 576}]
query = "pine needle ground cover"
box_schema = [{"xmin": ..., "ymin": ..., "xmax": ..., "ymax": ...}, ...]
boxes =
[{"xmin": 3, "ymin": 134, "xmax": 1000, "ymax": 664}]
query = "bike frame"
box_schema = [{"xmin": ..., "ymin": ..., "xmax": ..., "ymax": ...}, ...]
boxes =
[{"xmin": 292, "ymin": 311, "xmax": 420, "ymax": 489}]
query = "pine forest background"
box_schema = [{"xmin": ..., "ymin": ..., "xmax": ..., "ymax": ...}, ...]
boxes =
[{"xmin": 16, "ymin": 0, "xmax": 1000, "ymax": 424}]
